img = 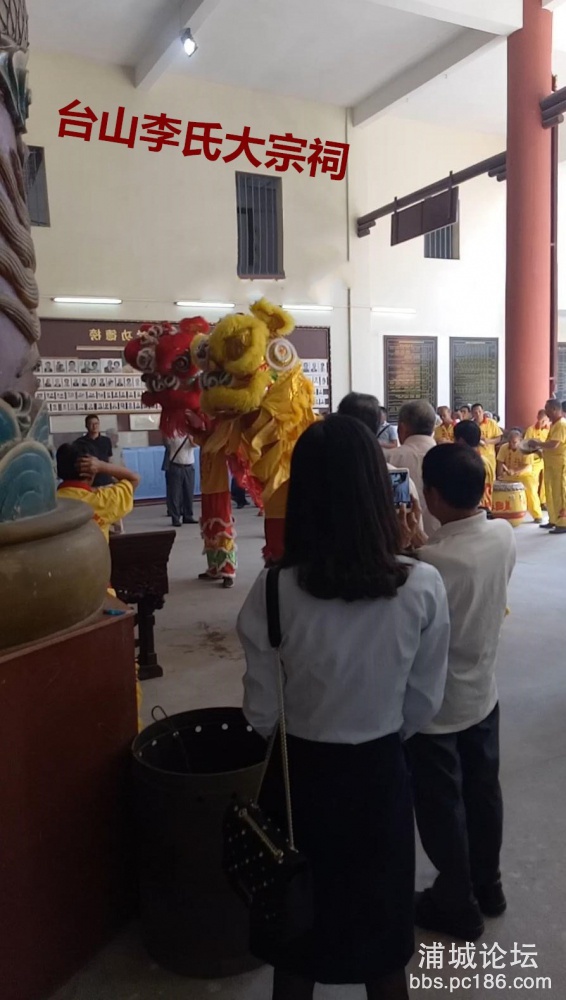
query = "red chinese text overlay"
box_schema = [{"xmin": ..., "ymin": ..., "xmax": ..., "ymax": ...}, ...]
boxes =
[{"xmin": 58, "ymin": 100, "xmax": 349, "ymax": 181}]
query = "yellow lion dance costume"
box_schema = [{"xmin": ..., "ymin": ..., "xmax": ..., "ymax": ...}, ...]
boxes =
[{"xmin": 191, "ymin": 298, "xmax": 318, "ymax": 581}]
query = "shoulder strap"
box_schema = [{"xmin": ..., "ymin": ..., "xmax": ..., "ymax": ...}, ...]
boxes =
[
  {"xmin": 254, "ymin": 567, "xmax": 296, "ymax": 849},
  {"xmin": 170, "ymin": 436, "xmax": 188, "ymax": 464},
  {"xmin": 266, "ymin": 566, "xmax": 282, "ymax": 648}
]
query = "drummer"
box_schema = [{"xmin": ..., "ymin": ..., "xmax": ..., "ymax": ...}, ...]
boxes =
[
  {"xmin": 434, "ymin": 406, "xmax": 455, "ymax": 444},
  {"xmin": 472, "ymin": 404, "xmax": 503, "ymax": 479},
  {"xmin": 454, "ymin": 419, "xmax": 493, "ymax": 511},
  {"xmin": 528, "ymin": 398, "xmax": 566, "ymax": 535},
  {"xmin": 524, "ymin": 409, "xmax": 549, "ymax": 506},
  {"xmin": 496, "ymin": 430, "xmax": 543, "ymax": 524}
]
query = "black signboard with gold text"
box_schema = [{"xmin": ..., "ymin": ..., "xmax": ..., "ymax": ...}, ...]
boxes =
[
  {"xmin": 384, "ymin": 336, "xmax": 437, "ymax": 422},
  {"xmin": 450, "ymin": 338, "xmax": 498, "ymax": 414}
]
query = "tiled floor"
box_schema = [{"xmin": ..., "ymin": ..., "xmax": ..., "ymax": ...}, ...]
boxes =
[{"xmin": 51, "ymin": 504, "xmax": 566, "ymax": 999}]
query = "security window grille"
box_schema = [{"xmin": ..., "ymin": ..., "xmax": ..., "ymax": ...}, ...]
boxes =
[
  {"xmin": 25, "ymin": 146, "xmax": 50, "ymax": 227},
  {"xmin": 424, "ymin": 221, "xmax": 459, "ymax": 260},
  {"xmin": 236, "ymin": 172, "xmax": 284, "ymax": 278}
]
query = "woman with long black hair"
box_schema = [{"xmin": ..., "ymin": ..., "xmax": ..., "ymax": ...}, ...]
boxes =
[{"xmin": 237, "ymin": 415, "xmax": 450, "ymax": 1000}]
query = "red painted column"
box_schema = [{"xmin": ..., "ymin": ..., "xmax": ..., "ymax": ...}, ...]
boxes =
[{"xmin": 506, "ymin": 0, "xmax": 553, "ymax": 428}]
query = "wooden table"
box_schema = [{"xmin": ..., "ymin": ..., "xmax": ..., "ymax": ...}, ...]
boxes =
[
  {"xmin": 0, "ymin": 607, "xmax": 138, "ymax": 1000},
  {"xmin": 110, "ymin": 530, "xmax": 176, "ymax": 680}
]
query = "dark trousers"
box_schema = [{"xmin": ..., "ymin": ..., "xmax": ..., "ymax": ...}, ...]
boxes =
[
  {"xmin": 231, "ymin": 478, "xmax": 247, "ymax": 507},
  {"xmin": 406, "ymin": 703, "xmax": 503, "ymax": 909},
  {"xmin": 167, "ymin": 463, "xmax": 195, "ymax": 523}
]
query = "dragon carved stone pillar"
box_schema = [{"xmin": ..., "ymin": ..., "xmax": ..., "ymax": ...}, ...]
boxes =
[
  {"xmin": 0, "ymin": 0, "xmax": 40, "ymax": 393},
  {"xmin": 0, "ymin": 1, "xmax": 111, "ymax": 651}
]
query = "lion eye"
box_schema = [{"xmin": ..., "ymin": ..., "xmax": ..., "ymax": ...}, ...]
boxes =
[{"xmin": 201, "ymin": 371, "xmax": 219, "ymax": 389}]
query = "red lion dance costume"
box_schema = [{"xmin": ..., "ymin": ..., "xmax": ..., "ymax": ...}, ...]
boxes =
[{"xmin": 124, "ymin": 316, "xmax": 236, "ymax": 586}]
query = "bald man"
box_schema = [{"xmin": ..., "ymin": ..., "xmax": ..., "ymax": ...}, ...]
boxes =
[{"xmin": 528, "ymin": 399, "xmax": 566, "ymax": 535}]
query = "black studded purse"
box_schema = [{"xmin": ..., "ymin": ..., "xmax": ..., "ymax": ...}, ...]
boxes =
[{"xmin": 223, "ymin": 567, "xmax": 314, "ymax": 954}]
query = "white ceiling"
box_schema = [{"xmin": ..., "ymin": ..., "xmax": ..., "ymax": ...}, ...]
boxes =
[
  {"xmin": 27, "ymin": 0, "xmax": 464, "ymax": 108},
  {"xmin": 164, "ymin": 0, "xmax": 464, "ymax": 109},
  {"xmin": 393, "ymin": 39, "xmax": 507, "ymax": 135},
  {"xmin": 24, "ymin": 0, "xmax": 566, "ymax": 138}
]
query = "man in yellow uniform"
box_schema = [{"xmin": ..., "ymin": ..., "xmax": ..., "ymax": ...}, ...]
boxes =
[
  {"xmin": 524, "ymin": 409, "xmax": 549, "ymax": 506},
  {"xmin": 472, "ymin": 403, "xmax": 503, "ymax": 480},
  {"xmin": 528, "ymin": 399, "xmax": 566, "ymax": 535},
  {"xmin": 56, "ymin": 443, "xmax": 140, "ymax": 541},
  {"xmin": 454, "ymin": 420, "xmax": 493, "ymax": 511},
  {"xmin": 56, "ymin": 442, "xmax": 143, "ymax": 726},
  {"xmin": 496, "ymin": 430, "xmax": 542, "ymax": 523},
  {"xmin": 434, "ymin": 406, "xmax": 455, "ymax": 444}
]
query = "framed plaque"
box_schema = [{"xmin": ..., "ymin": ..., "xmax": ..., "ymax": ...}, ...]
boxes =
[
  {"xmin": 384, "ymin": 337, "xmax": 437, "ymax": 423},
  {"xmin": 556, "ymin": 344, "xmax": 566, "ymax": 401},
  {"xmin": 450, "ymin": 338, "xmax": 499, "ymax": 414}
]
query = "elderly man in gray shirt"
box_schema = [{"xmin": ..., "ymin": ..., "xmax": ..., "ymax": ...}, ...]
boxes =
[{"xmin": 388, "ymin": 400, "xmax": 439, "ymax": 537}]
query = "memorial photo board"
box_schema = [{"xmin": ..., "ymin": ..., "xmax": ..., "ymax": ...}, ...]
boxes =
[
  {"xmin": 384, "ymin": 336, "xmax": 437, "ymax": 422},
  {"xmin": 450, "ymin": 338, "xmax": 498, "ymax": 415},
  {"xmin": 37, "ymin": 318, "xmax": 332, "ymax": 421},
  {"xmin": 556, "ymin": 344, "xmax": 566, "ymax": 401},
  {"xmin": 293, "ymin": 326, "xmax": 331, "ymax": 413},
  {"xmin": 35, "ymin": 319, "xmax": 154, "ymax": 419}
]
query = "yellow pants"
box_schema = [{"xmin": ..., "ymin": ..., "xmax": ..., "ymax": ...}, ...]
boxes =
[
  {"xmin": 504, "ymin": 471, "xmax": 542, "ymax": 522},
  {"xmin": 532, "ymin": 458, "xmax": 545, "ymax": 505},
  {"xmin": 544, "ymin": 460, "xmax": 566, "ymax": 528}
]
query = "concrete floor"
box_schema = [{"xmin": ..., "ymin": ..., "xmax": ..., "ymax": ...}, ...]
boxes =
[{"xmin": 52, "ymin": 503, "xmax": 566, "ymax": 1000}]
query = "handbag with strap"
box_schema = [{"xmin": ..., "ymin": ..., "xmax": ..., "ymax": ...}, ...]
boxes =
[{"xmin": 223, "ymin": 566, "xmax": 314, "ymax": 954}]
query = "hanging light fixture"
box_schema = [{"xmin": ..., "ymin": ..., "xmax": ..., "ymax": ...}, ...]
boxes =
[{"xmin": 181, "ymin": 29, "xmax": 197, "ymax": 57}]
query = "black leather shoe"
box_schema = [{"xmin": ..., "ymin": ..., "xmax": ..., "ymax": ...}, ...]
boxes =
[
  {"xmin": 475, "ymin": 881, "xmax": 507, "ymax": 918},
  {"xmin": 415, "ymin": 890, "xmax": 485, "ymax": 941},
  {"xmin": 550, "ymin": 526, "xmax": 566, "ymax": 534},
  {"xmin": 183, "ymin": 518, "xmax": 198, "ymax": 524},
  {"xmin": 540, "ymin": 522, "xmax": 555, "ymax": 529},
  {"xmin": 172, "ymin": 520, "xmax": 182, "ymax": 527}
]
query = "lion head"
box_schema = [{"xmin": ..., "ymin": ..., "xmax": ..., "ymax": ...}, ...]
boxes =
[
  {"xmin": 124, "ymin": 316, "xmax": 209, "ymax": 436},
  {"xmin": 191, "ymin": 299, "xmax": 299, "ymax": 418}
]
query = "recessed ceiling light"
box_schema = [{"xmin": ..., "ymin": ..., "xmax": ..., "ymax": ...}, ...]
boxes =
[
  {"xmin": 282, "ymin": 304, "xmax": 334, "ymax": 312},
  {"xmin": 181, "ymin": 29, "xmax": 197, "ymax": 57},
  {"xmin": 52, "ymin": 296, "xmax": 122, "ymax": 305},
  {"xmin": 175, "ymin": 300, "xmax": 235, "ymax": 309}
]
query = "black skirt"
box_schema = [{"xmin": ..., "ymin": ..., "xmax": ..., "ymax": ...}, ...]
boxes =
[{"xmin": 253, "ymin": 732, "xmax": 415, "ymax": 985}]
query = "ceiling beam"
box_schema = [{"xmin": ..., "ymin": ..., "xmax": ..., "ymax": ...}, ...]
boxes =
[
  {"xmin": 352, "ymin": 29, "xmax": 498, "ymax": 127},
  {"xmin": 134, "ymin": 0, "xmax": 223, "ymax": 90},
  {"xmin": 366, "ymin": 0, "xmax": 522, "ymax": 34}
]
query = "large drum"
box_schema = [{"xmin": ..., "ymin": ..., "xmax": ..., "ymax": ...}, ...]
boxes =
[{"xmin": 491, "ymin": 480, "xmax": 527, "ymax": 527}]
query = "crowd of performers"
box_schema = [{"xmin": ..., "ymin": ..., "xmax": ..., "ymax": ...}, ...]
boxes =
[{"xmin": 432, "ymin": 402, "xmax": 566, "ymax": 532}]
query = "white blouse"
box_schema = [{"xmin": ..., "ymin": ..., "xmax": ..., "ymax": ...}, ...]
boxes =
[{"xmin": 237, "ymin": 560, "xmax": 450, "ymax": 745}]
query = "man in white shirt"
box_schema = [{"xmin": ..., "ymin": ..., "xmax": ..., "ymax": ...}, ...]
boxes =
[
  {"xmin": 376, "ymin": 406, "xmax": 399, "ymax": 450},
  {"xmin": 406, "ymin": 444, "xmax": 516, "ymax": 942},
  {"xmin": 165, "ymin": 431, "xmax": 197, "ymax": 527},
  {"xmin": 387, "ymin": 400, "xmax": 439, "ymax": 536}
]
